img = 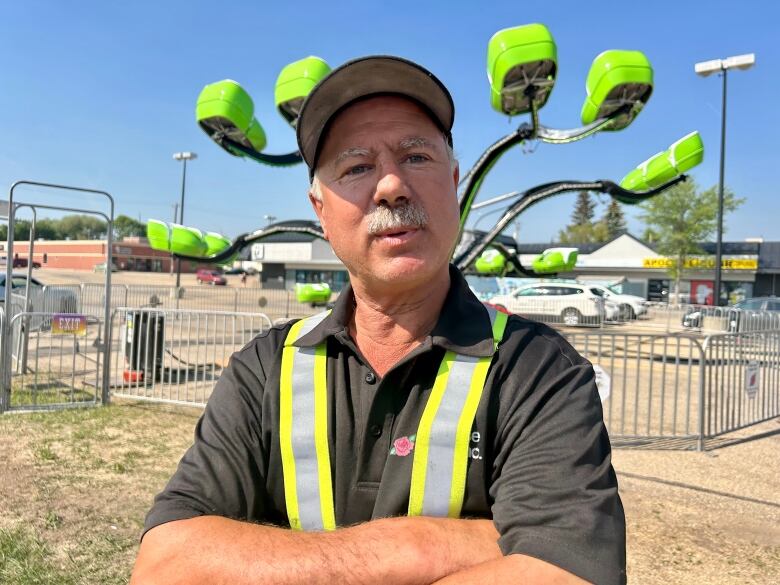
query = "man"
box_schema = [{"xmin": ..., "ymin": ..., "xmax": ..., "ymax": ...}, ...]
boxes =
[{"xmin": 132, "ymin": 56, "xmax": 626, "ymax": 584}]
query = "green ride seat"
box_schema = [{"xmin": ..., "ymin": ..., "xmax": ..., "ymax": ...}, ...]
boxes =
[
  {"xmin": 275, "ymin": 56, "xmax": 331, "ymax": 126},
  {"xmin": 475, "ymin": 249, "xmax": 506, "ymax": 274},
  {"xmin": 487, "ymin": 23, "xmax": 557, "ymax": 116},
  {"xmin": 668, "ymin": 131, "xmax": 704, "ymax": 173},
  {"xmin": 532, "ymin": 247, "xmax": 578, "ymax": 274},
  {"xmin": 196, "ymin": 80, "xmax": 267, "ymax": 156},
  {"xmin": 619, "ymin": 131, "xmax": 704, "ymax": 193},
  {"xmin": 296, "ymin": 283, "xmax": 332, "ymax": 304},
  {"xmin": 146, "ymin": 220, "xmax": 208, "ymax": 257},
  {"xmin": 581, "ymin": 50, "xmax": 653, "ymax": 131}
]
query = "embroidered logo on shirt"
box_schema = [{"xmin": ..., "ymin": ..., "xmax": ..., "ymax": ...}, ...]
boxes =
[{"xmin": 390, "ymin": 434, "xmax": 416, "ymax": 457}]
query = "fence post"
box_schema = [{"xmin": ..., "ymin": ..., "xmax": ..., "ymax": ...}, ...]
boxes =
[
  {"xmin": 233, "ymin": 289, "xmax": 238, "ymax": 314},
  {"xmin": 696, "ymin": 336, "xmax": 709, "ymax": 451}
]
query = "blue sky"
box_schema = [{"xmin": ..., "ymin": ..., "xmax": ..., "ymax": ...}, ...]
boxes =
[{"xmin": 1, "ymin": 0, "xmax": 777, "ymax": 243}]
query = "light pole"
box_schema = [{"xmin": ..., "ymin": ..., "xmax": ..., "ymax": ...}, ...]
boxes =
[
  {"xmin": 694, "ymin": 53, "xmax": 755, "ymax": 305},
  {"xmin": 263, "ymin": 214, "xmax": 277, "ymax": 227},
  {"xmin": 173, "ymin": 151, "xmax": 197, "ymax": 288}
]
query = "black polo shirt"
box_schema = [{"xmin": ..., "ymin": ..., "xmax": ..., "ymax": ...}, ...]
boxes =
[{"xmin": 145, "ymin": 267, "xmax": 626, "ymax": 585}]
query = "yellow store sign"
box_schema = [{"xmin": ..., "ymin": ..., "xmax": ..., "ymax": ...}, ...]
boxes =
[{"xmin": 642, "ymin": 258, "xmax": 758, "ymax": 270}]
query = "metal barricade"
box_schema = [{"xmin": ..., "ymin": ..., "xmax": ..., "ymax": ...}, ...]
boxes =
[
  {"xmin": 564, "ymin": 331, "xmax": 705, "ymax": 449},
  {"xmin": 701, "ymin": 329, "xmax": 780, "ymax": 439},
  {"xmin": 110, "ymin": 307, "xmax": 272, "ymax": 407},
  {"xmin": 3, "ymin": 311, "xmax": 103, "ymax": 411}
]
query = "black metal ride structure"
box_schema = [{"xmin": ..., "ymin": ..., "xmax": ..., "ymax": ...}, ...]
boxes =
[{"xmin": 172, "ymin": 88, "xmax": 689, "ymax": 280}]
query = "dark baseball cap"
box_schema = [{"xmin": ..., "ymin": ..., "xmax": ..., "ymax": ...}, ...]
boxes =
[{"xmin": 295, "ymin": 55, "xmax": 454, "ymax": 175}]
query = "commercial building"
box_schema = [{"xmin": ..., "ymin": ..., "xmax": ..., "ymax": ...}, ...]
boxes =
[
  {"xmin": 1, "ymin": 237, "xmax": 204, "ymax": 273},
  {"xmin": 517, "ymin": 233, "xmax": 776, "ymax": 305}
]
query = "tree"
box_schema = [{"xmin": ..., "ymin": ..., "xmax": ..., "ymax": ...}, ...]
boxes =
[
  {"xmin": 602, "ymin": 199, "xmax": 626, "ymax": 240},
  {"xmin": 558, "ymin": 191, "xmax": 602, "ymax": 243},
  {"xmin": 113, "ymin": 214, "xmax": 146, "ymax": 239},
  {"xmin": 57, "ymin": 215, "xmax": 108, "ymax": 239},
  {"xmin": 638, "ymin": 180, "xmax": 743, "ymax": 301}
]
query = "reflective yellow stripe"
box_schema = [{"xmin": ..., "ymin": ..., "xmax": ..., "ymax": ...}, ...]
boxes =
[
  {"xmin": 279, "ymin": 318, "xmax": 307, "ymax": 530},
  {"xmin": 492, "ymin": 311, "xmax": 508, "ymax": 348},
  {"xmin": 408, "ymin": 352, "xmax": 453, "ymax": 516},
  {"xmin": 313, "ymin": 343, "xmax": 336, "ymax": 530}
]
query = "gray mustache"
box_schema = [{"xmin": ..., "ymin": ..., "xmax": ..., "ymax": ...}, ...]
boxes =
[{"xmin": 367, "ymin": 202, "xmax": 429, "ymax": 235}]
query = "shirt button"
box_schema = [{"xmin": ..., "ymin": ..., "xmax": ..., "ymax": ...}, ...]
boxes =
[
  {"xmin": 365, "ymin": 372, "xmax": 376, "ymax": 384},
  {"xmin": 369, "ymin": 424, "xmax": 382, "ymax": 437}
]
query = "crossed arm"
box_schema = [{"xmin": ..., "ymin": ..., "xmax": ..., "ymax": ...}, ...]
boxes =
[{"xmin": 130, "ymin": 515, "xmax": 588, "ymax": 585}]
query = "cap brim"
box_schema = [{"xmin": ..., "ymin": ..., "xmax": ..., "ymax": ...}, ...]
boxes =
[{"xmin": 296, "ymin": 55, "xmax": 454, "ymax": 170}]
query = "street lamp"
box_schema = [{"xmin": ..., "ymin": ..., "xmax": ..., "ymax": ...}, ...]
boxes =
[
  {"xmin": 695, "ymin": 53, "xmax": 755, "ymax": 305},
  {"xmin": 173, "ymin": 151, "xmax": 197, "ymax": 288}
]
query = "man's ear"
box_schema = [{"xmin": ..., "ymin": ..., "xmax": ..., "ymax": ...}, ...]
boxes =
[
  {"xmin": 452, "ymin": 162, "xmax": 459, "ymax": 190},
  {"xmin": 308, "ymin": 191, "xmax": 329, "ymax": 240}
]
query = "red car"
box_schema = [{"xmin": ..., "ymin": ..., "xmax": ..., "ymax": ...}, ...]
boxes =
[{"xmin": 196, "ymin": 269, "xmax": 226, "ymax": 286}]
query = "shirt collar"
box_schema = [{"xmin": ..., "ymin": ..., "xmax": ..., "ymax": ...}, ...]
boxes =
[{"xmin": 294, "ymin": 265, "xmax": 495, "ymax": 357}]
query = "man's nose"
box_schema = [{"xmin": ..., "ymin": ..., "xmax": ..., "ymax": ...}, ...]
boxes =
[{"xmin": 373, "ymin": 160, "xmax": 411, "ymax": 207}]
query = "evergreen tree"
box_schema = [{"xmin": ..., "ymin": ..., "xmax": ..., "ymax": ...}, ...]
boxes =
[
  {"xmin": 602, "ymin": 199, "xmax": 627, "ymax": 240},
  {"xmin": 558, "ymin": 191, "xmax": 602, "ymax": 243}
]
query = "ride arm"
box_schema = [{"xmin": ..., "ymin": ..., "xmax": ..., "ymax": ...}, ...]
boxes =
[
  {"xmin": 169, "ymin": 223, "xmax": 326, "ymax": 264},
  {"xmin": 131, "ymin": 515, "xmax": 503, "ymax": 585},
  {"xmin": 214, "ymin": 134, "xmax": 304, "ymax": 167},
  {"xmin": 454, "ymin": 176, "xmax": 687, "ymax": 272}
]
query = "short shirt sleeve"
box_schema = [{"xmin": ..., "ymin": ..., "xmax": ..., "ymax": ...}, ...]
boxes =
[
  {"xmin": 143, "ymin": 341, "xmax": 272, "ymax": 537},
  {"xmin": 489, "ymin": 321, "xmax": 627, "ymax": 585}
]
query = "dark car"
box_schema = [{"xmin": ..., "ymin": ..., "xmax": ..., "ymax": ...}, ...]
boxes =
[
  {"xmin": 196, "ymin": 269, "xmax": 227, "ymax": 286},
  {"xmin": 682, "ymin": 297, "xmax": 780, "ymax": 331}
]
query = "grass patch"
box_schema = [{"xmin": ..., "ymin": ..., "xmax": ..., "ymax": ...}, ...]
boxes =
[{"xmin": 0, "ymin": 526, "xmax": 76, "ymax": 585}]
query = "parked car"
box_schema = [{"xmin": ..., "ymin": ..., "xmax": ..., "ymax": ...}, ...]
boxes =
[
  {"xmin": 223, "ymin": 266, "xmax": 258, "ymax": 275},
  {"xmin": 196, "ymin": 269, "xmax": 227, "ymax": 286},
  {"xmin": 488, "ymin": 283, "xmax": 605, "ymax": 326},
  {"xmin": 0, "ymin": 273, "xmax": 79, "ymax": 329},
  {"xmin": 93, "ymin": 262, "xmax": 118, "ymax": 272},
  {"xmin": 683, "ymin": 297, "xmax": 780, "ymax": 331},
  {"xmin": 586, "ymin": 284, "xmax": 648, "ymax": 320}
]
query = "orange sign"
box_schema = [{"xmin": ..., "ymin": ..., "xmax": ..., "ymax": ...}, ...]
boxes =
[{"xmin": 643, "ymin": 257, "xmax": 758, "ymax": 270}]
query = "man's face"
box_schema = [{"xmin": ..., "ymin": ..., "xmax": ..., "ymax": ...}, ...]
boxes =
[{"xmin": 310, "ymin": 95, "xmax": 460, "ymax": 291}]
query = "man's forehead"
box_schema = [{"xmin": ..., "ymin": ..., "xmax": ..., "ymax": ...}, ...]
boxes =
[{"xmin": 319, "ymin": 96, "xmax": 442, "ymax": 151}]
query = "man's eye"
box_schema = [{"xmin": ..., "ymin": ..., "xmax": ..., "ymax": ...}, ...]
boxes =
[
  {"xmin": 345, "ymin": 164, "xmax": 371, "ymax": 176},
  {"xmin": 405, "ymin": 154, "xmax": 429, "ymax": 164}
]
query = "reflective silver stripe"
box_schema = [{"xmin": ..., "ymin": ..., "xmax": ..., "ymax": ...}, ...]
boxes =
[
  {"xmin": 290, "ymin": 346, "xmax": 325, "ymax": 530},
  {"xmin": 286, "ymin": 310, "xmax": 331, "ymax": 530},
  {"xmin": 421, "ymin": 306, "xmax": 499, "ymax": 516},
  {"xmin": 292, "ymin": 311, "xmax": 330, "ymax": 342},
  {"xmin": 421, "ymin": 354, "xmax": 481, "ymax": 516}
]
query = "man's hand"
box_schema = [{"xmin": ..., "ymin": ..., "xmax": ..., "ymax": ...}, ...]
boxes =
[{"xmin": 130, "ymin": 515, "xmax": 502, "ymax": 585}]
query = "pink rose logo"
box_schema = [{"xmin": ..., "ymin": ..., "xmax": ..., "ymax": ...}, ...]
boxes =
[{"xmin": 391, "ymin": 434, "xmax": 416, "ymax": 457}]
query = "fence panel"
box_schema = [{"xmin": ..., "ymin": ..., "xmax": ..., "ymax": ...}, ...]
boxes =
[
  {"xmin": 702, "ymin": 330, "xmax": 780, "ymax": 438},
  {"xmin": 4, "ymin": 311, "xmax": 103, "ymax": 411},
  {"xmin": 110, "ymin": 308, "xmax": 272, "ymax": 407},
  {"xmin": 563, "ymin": 331, "xmax": 705, "ymax": 449}
]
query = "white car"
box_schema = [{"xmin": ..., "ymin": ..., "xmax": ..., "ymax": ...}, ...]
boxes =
[
  {"xmin": 488, "ymin": 283, "xmax": 605, "ymax": 327},
  {"xmin": 585, "ymin": 284, "xmax": 648, "ymax": 320}
]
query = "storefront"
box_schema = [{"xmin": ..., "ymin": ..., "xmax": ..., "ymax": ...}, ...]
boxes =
[{"xmin": 517, "ymin": 233, "xmax": 763, "ymax": 304}]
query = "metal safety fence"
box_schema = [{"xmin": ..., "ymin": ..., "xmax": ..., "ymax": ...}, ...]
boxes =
[
  {"xmin": 564, "ymin": 328, "xmax": 780, "ymax": 449},
  {"xmin": 37, "ymin": 283, "xmax": 330, "ymax": 322},
  {"xmin": 701, "ymin": 330, "xmax": 780, "ymax": 439},
  {"xmin": 109, "ymin": 308, "xmax": 272, "ymax": 407},
  {"xmin": 1, "ymin": 311, "xmax": 103, "ymax": 411},
  {"xmin": 2, "ymin": 302, "xmax": 778, "ymax": 452}
]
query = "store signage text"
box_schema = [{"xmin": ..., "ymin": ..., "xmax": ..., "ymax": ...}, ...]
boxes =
[{"xmin": 642, "ymin": 258, "xmax": 758, "ymax": 270}]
